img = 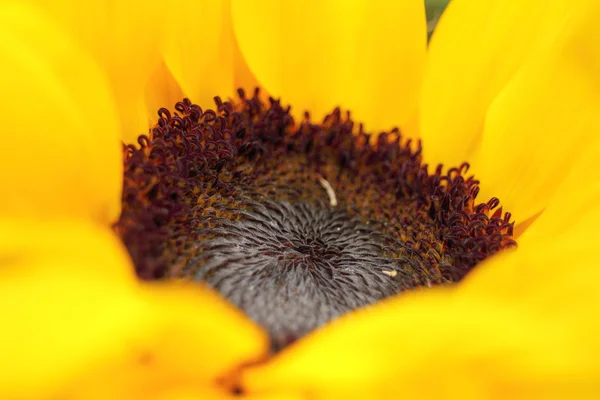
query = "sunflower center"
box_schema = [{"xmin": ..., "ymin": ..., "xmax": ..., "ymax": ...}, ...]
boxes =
[
  {"xmin": 115, "ymin": 89, "xmax": 516, "ymax": 351},
  {"xmin": 195, "ymin": 200, "xmax": 408, "ymax": 350}
]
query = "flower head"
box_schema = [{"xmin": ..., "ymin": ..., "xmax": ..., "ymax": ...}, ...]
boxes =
[{"xmin": 115, "ymin": 91, "xmax": 514, "ymax": 351}]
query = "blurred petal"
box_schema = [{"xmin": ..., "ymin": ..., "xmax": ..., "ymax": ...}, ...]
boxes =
[
  {"xmin": 511, "ymin": 142, "xmax": 600, "ymax": 245},
  {"xmin": 0, "ymin": 219, "xmax": 268, "ymax": 399},
  {"xmin": 232, "ymin": 0, "xmax": 426, "ymax": 135},
  {"xmin": 457, "ymin": 176, "xmax": 600, "ymax": 308},
  {"xmin": 161, "ymin": 0, "xmax": 234, "ymax": 109},
  {"xmin": 0, "ymin": 2, "xmax": 122, "ymax": 224},
  {"xmin": 156, "ymin": 388, "xmax": 303, "ymax": 400},
  {"xmin": 27, "ymin": 0, "xmax": 165, "ymax": 142},
  {"xmin": 233, "ymin": 34, "xmax": 263, "ymax": 97},
  {"xmin": 420, "ymin": 0, "xmax": 574, "ymax": 166},
  {"xmin": 242, "ymin": 216, "xmax": 600, "ymax": 398},
  {"xmin": 145, "ymin": 61, "xmax": 186, "ymax": 125},
  {"xmin": 473, "ymin": 0, "xmax": 600, "ymax": 224}
]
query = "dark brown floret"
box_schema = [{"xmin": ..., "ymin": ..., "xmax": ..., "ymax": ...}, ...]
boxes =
[{"xmin": 114, "ymin": 89, "xmax": 516, "ymax": 351}]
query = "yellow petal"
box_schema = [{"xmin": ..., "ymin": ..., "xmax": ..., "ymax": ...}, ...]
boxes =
[
  {"xmin": 0, "ymin": 219, "xmax": 268, "ymax": 399},
  {"xmin": 241, "ymin": 217, "xmax": 600, "ymax": 398},
  {"xmin": 27, "ymin": 0, "xmax": 165, "ymax": 143},
  {"xmin": 504, "ymin": 137, "xmax": 600, "ymax": 245},
  {"xmin": 145, "ymin": 61, "xmax": 186, "ymax": 125},
  {"xmin": 458, "ymin": 178, "xmax": 600, "ymax": 308},
  {"xmin": 156, "ymin": 388, "xmax": 303, "ymax": 400},
  {"xmin": 231, "ymin": 0, "xmax": 426, "ymax": 135},
  {"xmin": 0, "ymin": 2, "xmax": 122, "ymax": 224},
  {"xmin": 161, "ymin": 0, "xmax": 234, "ymax": 109},
  {"xmin": 233, "ymin": 33, "xmax": 264, "ymax": 97},
  {"xmin": 472, "ymin": 0, "xmax": 600, "ymax": 225},
  {"xmin": 420, "ymin": 0, "xmax": 574, "ymax": 167}
]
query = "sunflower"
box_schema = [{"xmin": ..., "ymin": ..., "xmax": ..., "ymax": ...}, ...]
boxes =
[{"xmin": 2, "ymin": 0, "xmax": 600, "ymax": 398}]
